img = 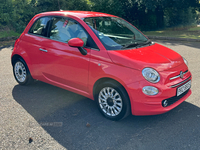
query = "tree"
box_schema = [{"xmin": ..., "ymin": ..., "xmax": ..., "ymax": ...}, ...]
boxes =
[
  {"xmin": 36, "ymin": 0, "xmax": 90, "ymax": 12},
  {"xmin": 0, "ymin": 0, "xmax": 13, "ymax": 26},
  {"xmin": 140, "ymin": 0, "xmax": 199, "ymax": 28},
  {"xmin": 0, "ymin": 0, "xmax": 199, "ymax": 32}
]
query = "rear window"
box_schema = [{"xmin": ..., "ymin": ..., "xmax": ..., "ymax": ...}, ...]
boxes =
[{"xmin": 29, "ymin": 17, "xmax": 51, "ymax": 37}]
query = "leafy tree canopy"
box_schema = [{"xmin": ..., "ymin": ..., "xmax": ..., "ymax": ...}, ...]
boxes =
[{"xmin": 0, "ymin": 0, "xmax": 199, "ymax": 32}]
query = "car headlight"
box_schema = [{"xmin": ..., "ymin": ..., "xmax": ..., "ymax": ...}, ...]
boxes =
[
  {"xmin": 183, "ymin": 57, "xmax": 188, "ymax": 66},
  {"xmin": 142, "ymin": 68, "xmax": 160, "ymax": 83}
]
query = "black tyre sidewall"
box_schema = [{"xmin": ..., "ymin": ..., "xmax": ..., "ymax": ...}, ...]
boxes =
[
  {"xmin": 13, "ymin": 59, "xmax": 33, "ymax": 85},
  {"xmin": 95, "ymin": 82, "xmax": 130, "ymax": 121}
]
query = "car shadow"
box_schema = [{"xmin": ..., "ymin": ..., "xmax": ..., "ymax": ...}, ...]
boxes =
[{"xmin": 12, "ymin": 81, "xmax": 200, "ymax": 150}]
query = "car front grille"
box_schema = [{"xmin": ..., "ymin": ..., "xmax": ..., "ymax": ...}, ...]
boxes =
[
  {"xmin": 169, "ymin": 70, "xmax": 188, "ymax": 80},
  {"xmin": 171, "ymin": 76, "xmax": 191, "ymax": 88}
]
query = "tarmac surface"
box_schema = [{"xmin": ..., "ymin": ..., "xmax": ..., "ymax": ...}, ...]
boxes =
[{"xmin": 0, "ymin": 40, "xmax": 200, "ymax": 150}]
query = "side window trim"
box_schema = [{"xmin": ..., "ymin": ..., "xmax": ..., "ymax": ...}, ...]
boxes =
[
  {"xmin": 46, "ymin": 17, "xmax": 53, "ymax": 38},
  {"xmin": 28, "ymin": 15, "xmax": 100, "ymax": 50},
  {"xmin": 28, "ymin": 16, "xmax": 52, "ymax": 38}
]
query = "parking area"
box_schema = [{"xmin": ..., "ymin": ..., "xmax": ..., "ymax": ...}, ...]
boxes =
[{"xmin": 0, "ymin": 40, "xmax": 200, "ymax": 150}]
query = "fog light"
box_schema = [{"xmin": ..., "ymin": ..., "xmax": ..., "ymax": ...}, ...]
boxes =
[
  {"xmin": 162, "ymin": 100, "xmax": 168, "ymax": 107},
  {"xmin": 142, "ymin": 86, "xmax": 159, "ymax": 96}
]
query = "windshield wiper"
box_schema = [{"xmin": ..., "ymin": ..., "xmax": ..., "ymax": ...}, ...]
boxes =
[
  {"xmin": 122, "ymin": 42, "xmax": 140, "ymax": 49},
  {"xmin": 136, "ymin": 40, "xmax": 152, "ymax": 48},
  {"xmin": 122, "ymin": 40, "xmax": 152, "ymax": 49}
]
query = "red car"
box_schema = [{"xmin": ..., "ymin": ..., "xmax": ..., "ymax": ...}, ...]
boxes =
[{"xmin": 11, "ymin": 11, "xmax": 192, "ymax": 120}]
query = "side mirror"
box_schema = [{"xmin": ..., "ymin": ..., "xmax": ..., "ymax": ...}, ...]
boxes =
[{"xmin": 68, "ymin": 38, "xmax": 87, "ymax": 55}]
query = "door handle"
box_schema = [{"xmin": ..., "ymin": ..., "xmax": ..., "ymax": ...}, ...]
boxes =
[{"xmin": 39, "ymin": 48, "xmax": 48, "ymax": 52}]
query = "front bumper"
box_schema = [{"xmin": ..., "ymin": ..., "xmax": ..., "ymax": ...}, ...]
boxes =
[{"xmin": 127, "ymin": 70, "xmax": 192, "ymax": 116}]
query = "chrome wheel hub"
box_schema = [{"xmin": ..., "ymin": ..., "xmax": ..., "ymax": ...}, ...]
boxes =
[
  {"xmin": 98, "ymin": 87, "xmax": 123, "ymax": 116},
  {"xmin": 14, "ymin": 62, "xmax": 27, "ymax": 83}
]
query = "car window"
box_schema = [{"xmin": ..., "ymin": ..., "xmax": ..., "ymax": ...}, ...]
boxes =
[
  {"xmin": 67, "ymin": 19, "xmax": 98, "ymax": 49},
  {"xmin": 49, "ymin": 17, "xmax": 98, "ymax": 49},
  {"xmin": 84, "ymin": 17, "xmax": 148, "ymax": 50},
  {"xmin": 29, "ymin": 17, "xmax": 51, "ymax": 37},
  {"xmin": 50, "ymin": 17, "xmax": 71, "ymax": 43},
  {"xmin": 50, "ymin": 17, "xmax": 89, "ymax": 44}
]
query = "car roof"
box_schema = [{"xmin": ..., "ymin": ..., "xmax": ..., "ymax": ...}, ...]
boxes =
[{"xmin": 39, "ymin": 11, "xmax": 116, "ymax": 19}]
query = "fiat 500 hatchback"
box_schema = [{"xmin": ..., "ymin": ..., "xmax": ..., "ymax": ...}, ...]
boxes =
[{"xmin": 11, "ymin": 11, "xmax": 192, "ymax": 120}]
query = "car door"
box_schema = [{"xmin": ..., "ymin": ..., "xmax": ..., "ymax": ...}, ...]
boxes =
[
  {"xmin": 22, "ymin": 16, "xmax": 51, "ymax": 78},
  {"xmin": 38, "ymin": 17, "xmax": 98, "ymax": 93}
]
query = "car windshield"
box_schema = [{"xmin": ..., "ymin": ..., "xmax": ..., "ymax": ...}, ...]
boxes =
[{"xmin": 83, "ymin": 17, "xmax": 149, "ymax": 50}]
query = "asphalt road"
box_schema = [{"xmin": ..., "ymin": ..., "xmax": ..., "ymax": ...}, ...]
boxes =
[{"xmin": 0, "ymin": 40, "xmax": 200, "ymax": 150}]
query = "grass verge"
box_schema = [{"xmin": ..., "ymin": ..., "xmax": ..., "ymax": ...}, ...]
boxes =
[
  {"xmin": 0, "ymin": 30, "xmax": 20, "ymax": 38},
  {"xmin": 1, "ymin": 25, "xmax": 200, "ymax": 40},
  {"xmin": 143, "ymin": 26, "xmax": 200, "ymax": 39}
]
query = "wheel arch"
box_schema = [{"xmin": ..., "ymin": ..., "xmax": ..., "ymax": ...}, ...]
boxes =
[
  {"xmin": 12, "ymin": 54, "xmax": 34, "ymax": 85},
  {"xmin": 93, "ymin": 77, "xmax": 130, "ymax": 101},
  {"xmin": 93, "ymin": 77, "xmax": 132, "ymax": 120},
  {"xmin": 11, "ymin": 54, "xmax": 25, "ymax": 66},
  {"xmin": 11, "ymin": 54, "xmax": 33, "ymax": 77}
]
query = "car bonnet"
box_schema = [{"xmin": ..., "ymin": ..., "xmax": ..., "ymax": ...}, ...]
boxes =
[{"xmin": 107, "ymin": 43, "xmax": 184, "ymax": 72}]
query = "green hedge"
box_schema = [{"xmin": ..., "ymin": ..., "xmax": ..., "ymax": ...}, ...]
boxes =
[{"xmin": 0, "ymin": 0, "xmax": 199, "ymax": 33}]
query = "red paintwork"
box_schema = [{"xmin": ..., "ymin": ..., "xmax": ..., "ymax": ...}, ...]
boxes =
[
  {"xmin": 40, "ymin": 11, "xmax": 116, "ymax": 20},
  {"xmin": 68, "ymin": 38, "xmax": 84, "ymax": 47},
  {"xmin": 11, "ymin": 11, "xmax": 192, "ymax": 116},
  {"xmin": 108, "ymin": 43, "xmax": 183, "ymax": 71}
]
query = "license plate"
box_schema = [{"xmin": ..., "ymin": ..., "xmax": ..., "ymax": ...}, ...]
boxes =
[{"xmin": 177, "ymin": 80, "xmax": 191, "ymax": 96}]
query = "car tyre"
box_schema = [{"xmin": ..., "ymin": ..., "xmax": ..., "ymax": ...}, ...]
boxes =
[
  {"xmin": 95, "ymin": 81, "xmax": 130, "ymax": 121},
  {"xmin": 13, "ymin": 59, "xmax": 33, "ymax": 85}
]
